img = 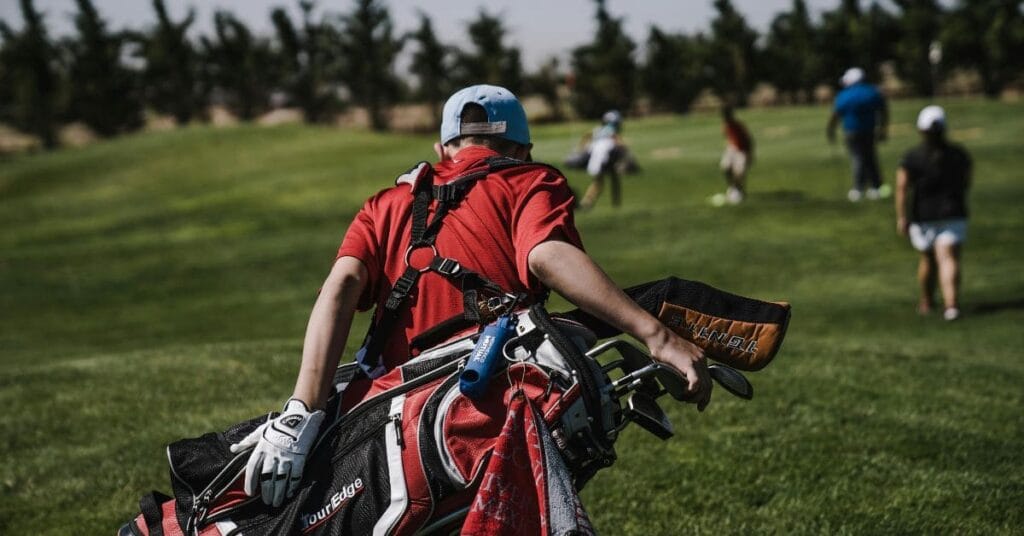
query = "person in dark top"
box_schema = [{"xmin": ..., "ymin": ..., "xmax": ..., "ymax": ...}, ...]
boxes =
[
  {"xmin": 895, "ymin": 105, "xmax": 972, "ymax": 321},
  {"xmin": 827, "ymin": 67, "xmax": 889, "ymax": 202}
]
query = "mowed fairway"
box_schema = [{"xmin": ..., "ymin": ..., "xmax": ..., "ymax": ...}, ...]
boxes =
[{"xmin": 1, "ymin": 99, "xmax": 1022, "ymax": 534}]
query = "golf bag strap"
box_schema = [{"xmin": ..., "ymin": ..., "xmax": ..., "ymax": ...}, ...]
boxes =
[
  {"xmin": 139, "ymin": 491, "xmax": 171, "ymax": 536},
  {"xmin": 357, "ymin": 156, "xmax": 547, "ymax": 375}
]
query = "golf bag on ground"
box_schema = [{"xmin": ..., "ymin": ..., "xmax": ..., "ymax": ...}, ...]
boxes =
[{"xmin": 121, "ymin": 278, "xmax": 791, "ymax": 536}]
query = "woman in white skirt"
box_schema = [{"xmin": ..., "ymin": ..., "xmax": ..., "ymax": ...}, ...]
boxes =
[{"xmin": 895, "ymin": 105, "xmax": 972, "ymax": 321}]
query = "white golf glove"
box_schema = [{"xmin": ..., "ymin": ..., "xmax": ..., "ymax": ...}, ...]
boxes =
[{"xmin": 230, "ymin": 398, "xmax": 325, "ymax": 507}]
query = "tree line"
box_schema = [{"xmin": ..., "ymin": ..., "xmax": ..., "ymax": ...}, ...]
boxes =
[{"xmin": 1, "ymin": 0, "xmax": 1022, "ymax": 150}]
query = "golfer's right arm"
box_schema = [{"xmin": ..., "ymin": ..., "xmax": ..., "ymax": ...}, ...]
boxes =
[
  {"xmin": 528, "ymin": 240, "xmax": 711, "ymax": 410},
  {"xmin": 231, "ymin": 256, "xmax": 367, "ymax": 505},
  {"xmin": 292, "ymin": 256, "xmax": 368, "ymax": 409},
  {"xmin": 826, "ymin": 112, "xmax": 839, "ymax": 143}
]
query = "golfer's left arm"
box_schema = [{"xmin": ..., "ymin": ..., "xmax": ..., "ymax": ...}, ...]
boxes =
[{"xmin": 528, "ymin": 240, "xmax": 711, "ymax": 410}]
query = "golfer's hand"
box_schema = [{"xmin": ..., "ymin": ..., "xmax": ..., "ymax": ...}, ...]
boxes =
[
  {"xmin": 645, "ymin": 327, "xmax": 711, "ymax": 411},
  {"xmin": 230, "ymin": 399, "xmax": 325, "ymax": 507}
]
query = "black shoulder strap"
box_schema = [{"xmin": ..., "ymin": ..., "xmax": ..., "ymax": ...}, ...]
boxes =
[{"xmin": 355, "ymin": 157, "xmax": 546, "ymax": 376}]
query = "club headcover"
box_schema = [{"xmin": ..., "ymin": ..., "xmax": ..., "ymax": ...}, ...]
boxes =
[{"xmin": 560, "ymin": 277, "xmax": 791, "ymax": 371}]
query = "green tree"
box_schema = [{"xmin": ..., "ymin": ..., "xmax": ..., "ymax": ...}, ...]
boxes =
[
  {"xmin": 762, "ymin": 0, "xmax": 819, "ymax": 102},
  {"xmin": 942, "ymin": 0, "xmax": 1024, "ymax": 98},
  {"xmin": 270, "ymin": 1, "xmax": 339, "ymax": 123},
  {"xmin": 0, "ymin": 51, "xmax": 10, "ymax": 122},
  {"xmin": 0, "ymin": 0, "xmax": 60, "ymax": 148},
  {"xmin": 641, "ymin": 26, "xmax": 705, "ymax": 113},
  {"xmin": 570, "ymin": 0, "xmax": 636, "ymax": 118},
  {"xmin": 524, "ymin": 57, "xmax": 565, "ymax": 122},
  {"xmin": 817, "ymin": 0, "xmax": 859, "ymax": 83},
  {"xmin": 337, "ymin": 0, "xmax": 404, "ymax": 131},
  {"xmin": 863, "ymin": 2, "xmax": 901, "ymax": 77},
  {"xmin": 64, "ymin": 0, "xmax": 143, "ymax": 136},
  {"xmin": 408, "ymin": 12, "xmax": 451, "ymax": 125},
  {"xmin": 134, "ymin": 0, "xmax": 203, "ymax": 125},
  {"xmin": 818, "ymin": 0, "xmax": 899, "ymax": 86},
  {"xmin": 200, "ymin": 10, "xmax": 275, "ymax": 120},
  {"xmin": 707, "ymin": 0, "xmax": 759, "ymax": 105},
  {"xmin": 892, "ymin": 0, "xmax": 944, "ymax": 96},
  {"xmin": 455, "ymin": 10, "xmax": 523, "ymax": 94}
]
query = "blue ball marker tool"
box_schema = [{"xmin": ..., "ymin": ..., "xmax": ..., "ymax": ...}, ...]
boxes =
[{"xmin": 459, "ymin": 315, "xmax": 517, "ymax": 399}]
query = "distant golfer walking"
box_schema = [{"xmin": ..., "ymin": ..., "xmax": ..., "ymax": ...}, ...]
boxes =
[
  {"xmin": 718, "ymin": 105, "xmax": 754, "ymax": 205},
  {"xmin": 580, "ymin": 110, "xmax": 625, "ymax": 210},
  {"xmin": 895, "ymin": 105, "xmax": 971, "ymax": 321},
  {"xmin": 827, "ymin": 67, "xmax": 889, "ymax": 202}
]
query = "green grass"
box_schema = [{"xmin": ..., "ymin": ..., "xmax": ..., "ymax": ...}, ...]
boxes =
[{"xmin": 2, "ymin": 98, "xmax": 1023, "ymax": 534}]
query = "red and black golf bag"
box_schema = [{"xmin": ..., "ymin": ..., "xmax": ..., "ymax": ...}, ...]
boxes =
[
  {"xmin": 120, "ymin": 305, "xmax": 614, "ymax": 536},
  {"xmin": 121, "ymin": 137, "xmax": 792, "ymax": 536},
  {"xmin": 120, "ymin": 278, "xmax": 790, "ymax": 536}
]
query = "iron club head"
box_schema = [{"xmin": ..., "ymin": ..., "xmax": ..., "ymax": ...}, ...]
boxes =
[{"xmin": 708, "ymin": 364, "xmax": 753, "ymax": 400}]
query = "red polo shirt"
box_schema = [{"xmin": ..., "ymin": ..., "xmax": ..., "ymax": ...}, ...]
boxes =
[
  {"xmin": 723, "ymin": 119, "xmax": 752, "ymax": 153},
  {"xmin": 337, "ymin": 146, "xmax": 582, "ymax": 369}
]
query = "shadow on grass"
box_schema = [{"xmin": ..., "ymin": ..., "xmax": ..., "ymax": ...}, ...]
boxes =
[
  {"xmin": 967, "ymin": 297, "xmax": 1024, "ymax": 315},
  {"xmin": 752, "ymin": 189, "xmax": 809, "ymax": 204}
]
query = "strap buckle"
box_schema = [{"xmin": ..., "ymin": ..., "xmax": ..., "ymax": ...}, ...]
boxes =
[
  {"xmin": 486, "ymin": 294, "xmax": 520, "ymax": 315},
  {"xmin": 433, "ymin": 184, "xmax": 462, "ymax": 203},
  {"xmin": 391, "ymin": 272, "xmax": 418, "ymax": 297},
  {"xmin": 433, "ymin": 257, "xmax": 462, "ymax": 276}
]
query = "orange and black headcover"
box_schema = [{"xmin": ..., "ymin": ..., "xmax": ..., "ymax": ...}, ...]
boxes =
[{"xmin": 559, "ymin": 277, "xmax": 791, "ymax": 371}]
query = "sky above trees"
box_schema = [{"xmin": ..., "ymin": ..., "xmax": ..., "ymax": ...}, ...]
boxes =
[{"xmin": 1, "ymin": 0, "xmax": 920, "ymax": 69}]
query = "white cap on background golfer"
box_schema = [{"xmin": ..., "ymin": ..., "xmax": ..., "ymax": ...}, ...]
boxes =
[
  {"xmin": 841, "ymin": 67, "xmax": 865, "ymax": 87},
  {"xmin": 917, "ymin": 105, "xmax": 946, "ymax": 132}
]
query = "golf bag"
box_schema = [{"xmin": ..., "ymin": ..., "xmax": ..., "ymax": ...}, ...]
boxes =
[
  {"xmin": 120, "ymin": 306, "xmax": 614, "ymax": 536},
  {"xmin": 121, "ymin": 278, "xmax": 791, "ymax": 536},
  {"xmin": 563, "ymin": 146, "xmax": 640, "ymax": 175}
]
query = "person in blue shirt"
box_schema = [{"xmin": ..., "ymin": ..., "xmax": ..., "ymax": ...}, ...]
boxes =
[{"xmin": 827, "ymin": 67, "xmax": 889, "ymax": 202}]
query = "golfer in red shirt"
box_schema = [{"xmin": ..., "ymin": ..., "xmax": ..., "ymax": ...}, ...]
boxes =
[
  {"xmin": 718, "ymin": 105, "xmax": 753, "ymax": 205},
  {"xmin": 232, "ymin": 85, "xmax": 711, "ymax": 507}
]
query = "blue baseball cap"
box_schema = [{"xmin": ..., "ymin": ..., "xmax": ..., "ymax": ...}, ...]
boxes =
[{"xmin": 440, "ymin": 85, "xmax": 530, "ymax": 146}]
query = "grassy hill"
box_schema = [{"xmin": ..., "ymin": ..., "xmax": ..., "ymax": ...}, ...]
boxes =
[{"xmin": 1, "ymin": 99, "xmax": 1022, "ymax": 534}]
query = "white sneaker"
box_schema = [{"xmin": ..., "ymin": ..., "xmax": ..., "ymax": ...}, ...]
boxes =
[
  {"xmin": 865, "ymin": 188, "xmax": 880, "ymax": 200},
  {"xmin": 726, "ymin": 187, "xmax": 744, "ymax": 204},
  {"xmin": 847, "ymin": 189, "xmax": 863, "ymax": 202},
  {"xmin": 943, "ymin": 308, "xmax": 960, "ymax": 321}
]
